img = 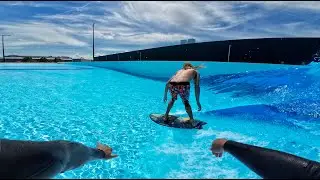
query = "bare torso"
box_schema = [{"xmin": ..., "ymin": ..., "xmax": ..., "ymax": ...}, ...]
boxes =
[{"xmin": 170, "ymin": 69, "xmax": 196, "ymax": 82}]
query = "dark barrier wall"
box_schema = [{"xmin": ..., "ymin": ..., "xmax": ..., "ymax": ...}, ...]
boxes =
[{"xmin": 94, "ymin": 38, "xmax": 320, "ymax": 65}]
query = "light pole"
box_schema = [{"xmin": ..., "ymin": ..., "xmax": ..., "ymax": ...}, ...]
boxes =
[
  {"xmin": 92, "ymin": 23, "xmax": 95, "ymax": 61},
  {"xmin": 1, "ymin": 35, "xmax": 10, "ymax": 62},
  {"xmin": 228, "ymin": 44, "xmax": 232, "ymax": 62}
]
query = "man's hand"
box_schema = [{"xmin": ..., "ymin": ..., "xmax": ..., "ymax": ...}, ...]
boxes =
[
  {"xmin": 210, "ymin": 138, "xmax": 228, "ymax": 158},
  {"xmin": 197, "ymin": 101, "xmax": 202, "ymax": 111},
  {"xmin": 163, "ymin": 96, "xmax": 167, "ymax": 103},
  {"xmin": 97, "ymin": 142, "xmax": 118, "ymax": 160}
]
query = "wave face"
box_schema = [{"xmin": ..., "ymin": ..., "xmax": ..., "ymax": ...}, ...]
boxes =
[{"xmin": 1, "ymin": 62, "xmax": 319, "ymax": 179}]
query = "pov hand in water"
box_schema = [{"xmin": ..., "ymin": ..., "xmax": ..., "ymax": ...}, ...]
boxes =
[
  {"xmin": 210, "ymin": 138, "xmax": 228, "ymax": 158},
  {"xmin": 97, "ymin": 143, "xmax": 118, "ymax": 160}
]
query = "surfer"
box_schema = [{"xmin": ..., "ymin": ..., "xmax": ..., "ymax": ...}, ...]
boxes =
[
  {"xmin": 211, "ymin": 138, "xmax": 320, "ymax": 179},
  {"xmin": 0, "ymin": 139, "xmax": 117, "ymax": 178},
  {"xmin": 163, "ymin": 62, "xmax": 203, "ymax": 124}
]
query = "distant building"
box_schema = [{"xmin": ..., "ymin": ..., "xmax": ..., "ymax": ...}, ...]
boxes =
[
  {"xmin": 180, "ymin": 39, "xmax": 196, "ymax": 45},
  {"xmin": 56, "ymin": 56, "xmax": 73, "ymax": 62},
  {"xmin": 187, "ymin": 38, "xmax": 196, "ymax": 44},
  {"xmin": 180, "ymin": 40, "xmax": 188, "ymax": 45}
]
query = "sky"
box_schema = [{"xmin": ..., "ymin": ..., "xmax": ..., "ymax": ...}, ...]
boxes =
[{"xmin": 1, "ymin": 1, "xmax": 320, "ymax": 59}]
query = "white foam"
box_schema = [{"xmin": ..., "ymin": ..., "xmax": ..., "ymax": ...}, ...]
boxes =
[
  {"xmin": 195, "ymin": 128, "xmax": 270, "ymax": 147},
  {"xmin": 161, "ymin": 141, "xmax": 240, "ymax": 179},
  {"xmin": 155, "ymin": 143, "xmax": 189, "ymax": 155},
  {"xmin": 291, "ymin": 119, "xmax": 320, "ymax": 136},
  {"xmin": 195, "ymin": 128, "xmax": 254, "ymax": 141},
  {"xmin": 172, "ymin": 110, "xmax": 187, "ymax": 115}
]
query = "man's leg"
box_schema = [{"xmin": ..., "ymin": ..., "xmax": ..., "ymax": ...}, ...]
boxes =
[
  {"xmin": 164, "ymin": 85, "xmax": 177, "ymax": 122},
  {"xmin": 180, "ymin": 84, "xmax": 193, "ymax": 123},
  {"xmin": 183, "ymin": 100, "xmax": 194, "ymax": 122},
  {"xmin": 164, "ymin": 99, "xmax": 175, "ymax": 122}
]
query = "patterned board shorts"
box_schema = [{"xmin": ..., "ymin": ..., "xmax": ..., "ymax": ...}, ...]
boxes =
[{"xmin": 169, "ymin": 82, "xmax": 190, "ymax": 102}]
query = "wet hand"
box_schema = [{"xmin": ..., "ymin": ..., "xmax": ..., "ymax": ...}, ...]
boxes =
[
  {"xmin": 163, "ymin": 96, "xmax": 167, "ymax": 103},
  {"xmin": 97, "ymin": 142, "xmax": 118, "ymax": 160},
  {"xmin": 210, "ymin": 138, "xmax": 228, "ymax": 158},
  {"xmin": 197, "ymin": 102, "xmax": 202, "ymax": 111}
]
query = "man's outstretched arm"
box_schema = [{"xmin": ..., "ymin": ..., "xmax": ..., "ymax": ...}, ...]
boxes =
[
  {"xmin": 211, "ymin": 138, "xmax": 320, "ymax": 179},
  {"xmin": 57, "ymin": 141, "xmax": 117, "ymax": 173},
  {"xmin": 0, "ymin": 139, "xmax": 117, "ymax": 179}
]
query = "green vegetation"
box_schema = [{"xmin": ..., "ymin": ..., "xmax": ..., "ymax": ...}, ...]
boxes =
[
  {"xmin": 22, "ymin": 56, "xmax": 32, "ymax": 62},
  {"xmin": 19, "ymin": 57, "xmax": 64, "ymax": 63},
  {"xmin": 39, "ymin": 57, "xmax": 48, "ymax": 62},
  {"xmin": 3, "ymin": 56, "xmax": 71, "ymax": 63},
  {"xmin": 54, "ymin": 57, "xmax": 61, "ymax": 63}
]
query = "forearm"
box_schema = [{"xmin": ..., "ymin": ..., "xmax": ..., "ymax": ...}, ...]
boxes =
[
  {"xmin": 1, "ymin": 139, "xmax": 104, "ymax": 170},
  {"xmin": 224, "ymin": 140, "xmax": 320, "ymax": 179},
  {"xmin": 0, "ymin": 139, "xmax": 105, "ymax": 178},
  {"xmin": 164, "ymin": 83, "xmax": 169, "ymax": 96},
  {"xmin": 59, "ymin": 141, "xmax": 105, "ymax": 172},
  {"xmin": 195, "ymin": 85, "xmax": 200, "ymax": 102}
]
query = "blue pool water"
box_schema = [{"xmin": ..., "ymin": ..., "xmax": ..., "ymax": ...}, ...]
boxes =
[{"xmin": 0, "ymin": 62, "xmax": 319, "ymax": 179}]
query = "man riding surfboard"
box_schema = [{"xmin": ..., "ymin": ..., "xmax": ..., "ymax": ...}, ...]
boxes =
[{"xmin": 163, "ymin": 62, "xmax": 203, "ymax": 124}]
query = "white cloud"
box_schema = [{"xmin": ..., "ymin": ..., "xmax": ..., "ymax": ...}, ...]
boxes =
[
  {"xmin": 250, "ymin": 1, "xmax": 320, "ymax": 11},
  {"xmin": 7, "ymin": 41, "xmax": 49, "ymax": 47},
  {"xmin": 3, "ymin": 1, "xmax": 69, "ymax": 9},
  {"xmin": 3, "ymin": 1, "xmax": 26, "ymax": 6},
  {"xmin": 0, "ymin": 22, "xmax": 87, "ymax": 47},
  {"xmin": 97, "ymin": 47, "xmax": 128, "ymax": 52},
  {"xmin": 259, "ymin": 22, "xmax": 320, "ymax": 37},
  {"xmin": 93, "ymin": 1, "xmax": 267, "ymax": 44},
  {"xmin": 114, "ymin": 1, "xmax": 260, "ymax": 32},
  {"xmin": 34, "ymin": 1, "xmax": 263, "ymax": 46},
  {"xmin": 117, "ymin": 32, "xmax": 191, "ymax": 44},
  {"xmin": 35, "ymin": 13, "xmax": 98, "ymax": 22},
  {"xmin": 2, "ymin": 1, "xmax": 320, "ymax": 57}
]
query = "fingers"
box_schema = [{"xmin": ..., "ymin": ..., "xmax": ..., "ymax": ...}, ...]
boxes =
[
  {"xmin": 109, "ymin": 154, "xmax": 118, "ymax": 158},
  {"xmin": 106, "ymin": 154, "xmax": 118, "ymax": 160},
  {"xmin": 97, "ymin": 142, "xmax": 111, "ymax": 149},
  {"xmin": 213, "ymin": 153, "xmax": 223, "ymax": 158},
  {"xmin": 105, "ymin": 147, "xmax": 112, "ymax": 152},
  {"xmin": 97, "ymin": 142, "xmax": 103, "ymax": 149},
  {"xmin": 97, "ymin": 143, "xmax": 113, "ymax": 153},
  {"xmin": 211, "ymin": 147, "xmax": 219, "ymax": 156},
  {"xmin": 111, "ymin": 154, "xmax": 118, "ymax": 158}
]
